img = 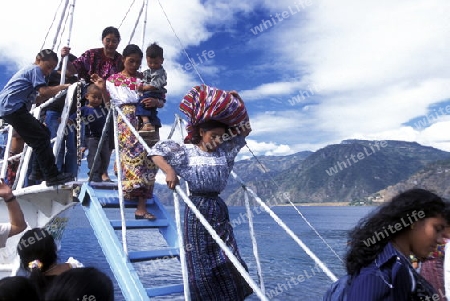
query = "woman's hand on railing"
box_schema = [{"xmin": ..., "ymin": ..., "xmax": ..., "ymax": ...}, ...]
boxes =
[{"xmin": 165, "ymin": 169, "xmax": 179, "ymax": 190}]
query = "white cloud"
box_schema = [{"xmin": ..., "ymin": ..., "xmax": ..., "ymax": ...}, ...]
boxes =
[
  {"xmin": 246, "ymin": 0, "xmax": 450, "ymax": 152},
  {"xmin": 2, "ymin": 0, "xmax": 450, "ymax": 156},
  {"xmin": 240, "ymin": 81, "xmax": 300, "ymax": 101}
]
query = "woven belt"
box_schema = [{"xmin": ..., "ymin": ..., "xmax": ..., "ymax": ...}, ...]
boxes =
[{"xmin": 189, "ymin": 191, "xmax": 220, "ymax": 197}]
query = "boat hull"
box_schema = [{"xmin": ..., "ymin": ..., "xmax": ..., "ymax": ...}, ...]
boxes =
[{"xmin": 0, "ymin": 184, "xmax": 78, "ymax": 278}]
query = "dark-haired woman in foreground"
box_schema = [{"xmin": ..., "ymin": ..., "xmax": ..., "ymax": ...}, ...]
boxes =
[
  {"xmin": 17, "ymin": 228, "xmax": 83, "ymax": 299},
  {"xmin": 45, "ymin": 267, "xmax": 114, "ymax": 301},
  {"xmin": 345, "ymin": 189, "xmax": 450, "ymax": 300}
]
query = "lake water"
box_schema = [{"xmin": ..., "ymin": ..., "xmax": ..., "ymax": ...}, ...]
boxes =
[{"xmin": 58, "ymin": 204, "xmax": 375, "ymax": 301}]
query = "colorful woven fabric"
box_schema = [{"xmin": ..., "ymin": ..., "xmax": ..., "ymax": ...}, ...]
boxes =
[
  {"xmin": 179, "ymin": 85, "xmax": 249, "ymax": 142},
  {"xmin": 428, "ymin": 243, "xmax": 446, "ymax": 259},
  {"xmin": 72, "ymin": 48, "xmax": 123, "ymax": 82},
  {"xmin": 148, "ymin": 136, "xmax": 253, "ymax": 300},
  {"xmin": 117, "ymin": 105, "xmax": 158, "ymax": 200}
]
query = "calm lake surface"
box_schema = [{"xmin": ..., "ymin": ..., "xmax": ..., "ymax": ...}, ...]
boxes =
[{"xmin": 59, "ymin": 204, "xmax": 375, "ymax": 301}]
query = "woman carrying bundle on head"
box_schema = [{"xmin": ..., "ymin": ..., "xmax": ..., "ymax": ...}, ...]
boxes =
[{"xmin": 148, "ymin": 85, "xmax": 253, "ymax": 300}]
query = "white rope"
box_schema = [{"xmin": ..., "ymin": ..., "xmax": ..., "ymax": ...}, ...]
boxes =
[
  {"xmin": 166, "ymin": 115, "xmax": 179, "ymax": 140},
  {"xmin": 140, "ymin": 0, "xmax": 149, "ymax": 53},
  {"xmin": 174, "ymin": 186, "xmax": 269, "ymax": 301},
  {"xmin": 55, "ymin": 7, "xmax": 70, "ymax": 54},
  {"xmin": 243, "ymin": 146, "xmax": 344, "ymax": 264},
  {"xmin": 118, "ymin": 0, "xmax": 137, "ymax": 29},
  {"xmin": 172, "ymin": 116, "xmax": 190, "ymax": 194},
  {"xmin": 231, "ymin": 171, "xmax": 338, "ymax": 282},
  {"xmin": 59, "ymin": 0, "xmax": 76, "ymax": 85},
  {"xmin": 127, "ymin": 0, "xmax": 145, "ymax": 45},
  {"xmin": 114, "ymin": 106, "xmax": 153, "ymax": 154},
  {"xmin": 51, "ymin": 0, "xmax": 70, "ymax": 51},
  {"xmin": 53, "ymin": 83, "xmax": 77, "ymax": 158},
  {"xmin": 41, "ymin": 0, "xmax": 66, "ymax": 50},
  {"xmin": 244, "ymin": 189, "xmax": 265, "ymax": 294},
  {"xmin": 157, "ymin": 0, "xmax": 206, "ymax": 85},
  {"xmin": 172, "ymin": 191, "xmax": 190, "ymax": 300},
  {"xmin": 0, "ymin": 126, "xmax": 13, "ymax": 179},
  {"xmin": 111, "ymin": 105, "xmax": 128, "ymax": 255}
]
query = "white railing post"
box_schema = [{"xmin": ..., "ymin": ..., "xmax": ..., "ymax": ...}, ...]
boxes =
[
  {"xmin": 112, "ymin": 105, "xmax": 128, "ymax": 255},
  {"xmin": 174, "ymin": 186, "xmax": 269, "ymax": 301},
  {"xmin": 173, "ymin": 191, "xmax": 190, "ymax": 300}
]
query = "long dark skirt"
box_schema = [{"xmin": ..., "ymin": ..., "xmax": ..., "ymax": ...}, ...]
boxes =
[{"xmin": 184, "ymin": 196, "xmax": 253, "ymax": 300}]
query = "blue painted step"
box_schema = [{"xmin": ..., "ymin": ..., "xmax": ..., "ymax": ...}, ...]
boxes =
[
  {"xmin": 128, "ymin": 247, "xmax": 180, "ymax": 262},
  {"xmin": 80, "ymin": 183, "xmax": 184, "ymax": 299},
  {"xmin": 110, "ymin": 219, "xmax": 168, "ymax": 229},
  {"xmin": 146, "ymin": 284, "xmax": 184, "ymax": 297}
]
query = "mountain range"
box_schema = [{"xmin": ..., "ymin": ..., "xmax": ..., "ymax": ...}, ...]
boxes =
[{"xmin": 153, "ymin": 139, "xmax": 450, "ymax": 206}]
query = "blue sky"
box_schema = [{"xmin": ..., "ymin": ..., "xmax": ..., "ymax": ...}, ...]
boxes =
[{"xmin": 1, "ymin": 0, "xmax": 450, "ymax": 158}]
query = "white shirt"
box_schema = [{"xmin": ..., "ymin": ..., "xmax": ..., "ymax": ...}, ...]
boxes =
[{"xmin": 0, "ymin": 223, "xmax": 11, "ymax": 248}]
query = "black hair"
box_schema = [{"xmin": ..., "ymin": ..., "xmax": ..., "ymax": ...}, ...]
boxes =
[
  {"xmin": 45, "ymin": 267, "xmax": 114, "ymax": 301},
  {"xmin": 36, "ymin": 49, "xmax": 58, "ymax": 62},
  {"xmin": 85, "ymin": 84, "xmax": 102, "ymax": 97},
  {"xmin": 0, "ymin": 276, "xmax": 40, "ymax": 301},
  {"xmin": 345, "ymin": 188, "xmax": 449, "ymax": 275},
  {"xmin": 57, "ymin": 53, "xmax": 77, "ymax": 71},
  {"xmin": 146, "ymin": 42, "xmax": 164, "ymax": 59},
  {"xmin": 17, "ymin": 228, "xmax": 58, "ymax": 298},
  {"xmin": 102, "ymin": 26, "xmax": 121, "ymax": 41},
  {"xmin": 189, "ymin": 120, "xmax": 228, "ymax": 145},
  {"xmin": 122, "ymin": 44, "xmax": 143, "ymax": 58}
]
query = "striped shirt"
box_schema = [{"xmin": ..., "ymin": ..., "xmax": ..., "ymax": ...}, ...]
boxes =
[{"xmin": 347, "ymin": 242, "xmax": 437, "ymax": 300}]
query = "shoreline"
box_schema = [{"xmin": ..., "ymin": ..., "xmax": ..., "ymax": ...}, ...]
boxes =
[{"xmin": 278, "ymin": 202, "xmax": 350, "ymax": 207}]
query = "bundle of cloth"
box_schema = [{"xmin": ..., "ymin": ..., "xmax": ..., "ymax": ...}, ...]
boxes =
[{"xmin": 179, "ymin": 84, "xmax": 249, "ymax": 143}]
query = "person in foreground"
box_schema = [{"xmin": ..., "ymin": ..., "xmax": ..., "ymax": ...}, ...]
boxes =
[
  {"xmin": 345, "ymin": 188, "xmax": 450, "ymax": 300},
  {"xmin": 0, "ymin": 180, "xmax": 26, "ymax": 248},
  {"xmin": 45, "ymin": 267, "xmax": 114, "ymax": 301},
  {"xmin": 0, "ymin": 49, "xmax": 73, "ymax": 186},
  {"xmin": 0, "ymin": 276, "xmax": 40, "ymax": 301},
  {"xmin": 149, "ymin": 119, "xmax": 253, "ymax": 300},
  {"xmin": 17, "ymin": 228, "xmax": 83, "ymax": 299},
  {"xmin": 91, "ymin": 44, "xmax": 161, "ymax": 220}
]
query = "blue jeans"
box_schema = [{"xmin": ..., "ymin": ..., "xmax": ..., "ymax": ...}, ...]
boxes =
[{"xmin": 45, "ymin": 110, "xmax": 78, "ymax": 177}]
